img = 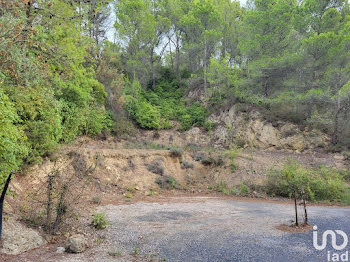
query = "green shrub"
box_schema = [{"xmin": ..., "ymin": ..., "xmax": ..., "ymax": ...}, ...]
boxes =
[
  {"xmin": 201, "ymin": 154, "xmax": 224, "ymax": 167},
  {"xmin": 135, "ymin": 101, "xmax": 161, "ymax": 129},
  {"xmin": 92, "ymin": 212, "xmax": 108, "ymax": 229},
  {"xmin": 225, "ymin": 148, "xmax": 240, "ymax": 172},
  {"xmin": 204, "ymin": 120, "xmax": 215, "ymax": 132},
  {"xmin": 181, "ymin": 161, "xmax": 194, "ymax": 169},
  {"xmin": 239, "ymin": 182, "xmax": 251, "ymax": 196},
  {"xmin": 0, "ymin": 90, "xmax": 28, "ymax": 185},
  {"xmin": 191, "ymin": 152, "xmax": 206, "ymax": 162},
  {"xmin": 187, "ymin": 102, "xmax": 207, "ymax": 126},
  {"xmin": 180, "ymin": 114, "xmax": 192, "ymax": 130},
  {"xmin": 156, "ymin": 176, "xmax": 178, "ymax": 189},
  {"xmin": 83, "ymin": 107, "xmax": 109, "ymax": 136},
  {"xmin": 4, "ymin": 86, "xmax": 62, "ymax": 163},
  {"xmin": 217, "ymin": 181, "xmax": 232, "ymax": 195},
  {"xmin": 266, "ymin": 163, "xmax": 349, "ymax": 203},
  {"xmin": 308, "ymin": 166, "xmax": 346, "ymax": 201}
]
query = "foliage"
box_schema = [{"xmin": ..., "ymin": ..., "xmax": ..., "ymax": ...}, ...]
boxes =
[
  {"xmin": 170, "ymin": 148, "xmax": 183, "ymax": 158},
  {"xmin": 146, "ymin": 159, "xmax": 165, "ymax": 175},
  {"xmin": 225, "ymin": 148, "xmax": 240, "ymax": 172},
  {"xmin": 239, "ymin": 182, "xmax": 251, "ymax": 196},
  {"xmin": 0, "ymin": 0, "xmax": 113, "ymax": 178},
  {"xmin": 201, "ymin": 154, "xmax": 225, "ymax": 167},
  {"xmin": 266, "ymin": 163, "xmax": 349, "ymax": 203},
  {"xmin": 204, "ymin": 120, "xmax": 215, "ymax": 132},
  {"xmin": 122, "ymin": 74, "xmax": 206, "ymax": 130},
  {"xmin": 0, "ymin": 90, "xmax": 28, "ymax": 186},
  {"xmin": 92, "ymin": 212, "xmax": 108, "ymax": 230},
  {"xmin": 155, "ymin": 175, "xmax": 178, "ymax": 189},
  {"xmin": 181, "ymin": 161, "xmax": 194, "ymax": 169}
]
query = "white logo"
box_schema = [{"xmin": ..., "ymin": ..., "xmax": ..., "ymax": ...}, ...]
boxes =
[
  {"xmin": 313, "ymin": 225, "xmax": 349, "ymax": 262},
  {"xmin": 313, "ymin": 225, "xmax": 348, "ymax": 251}
]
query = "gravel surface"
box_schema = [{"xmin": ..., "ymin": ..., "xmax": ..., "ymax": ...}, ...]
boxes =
[
  {"xmin": 57, "ymin": 197, "xmax": 349, "ymax": 262},
  {"xmin": 26, "ymin": 197, "xmax": 350, "ymax": 262}
]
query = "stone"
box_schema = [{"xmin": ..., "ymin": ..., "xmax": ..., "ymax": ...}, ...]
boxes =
[
  {"xmin": 207, "ymin": 104, "xmax": 330, "ymax": 151},
  {"xmin": 56, "ymin": 247, "xmax": 65, "ymax": 253},
  {"xmin": 0, "ymin": 217, "xmax": 46, "ymax": 255},
  {"xmin": 65, "ymin": 234, "xmax": 87, "ymax": 253}
]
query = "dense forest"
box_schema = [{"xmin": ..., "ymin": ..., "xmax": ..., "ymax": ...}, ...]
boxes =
[{"xmin": 1, "ymin": 0, "xmax": 350, "ymax": 185}]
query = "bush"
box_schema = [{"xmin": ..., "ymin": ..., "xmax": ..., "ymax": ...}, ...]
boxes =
[
  {"xmin": 146, "ymin": 159, "xmax": 164, "ymax": 175},
  {"xmin": 201, "ymin": 154, "xmax": 224, "ymax": 167},
  {"xmin": 204, "ymin": 120, "xmax": 215, "ymax": 132},
  {"xmin": 180, "ymin": 114, "xmax": 192, "ymax": 131},
  {"xmin": 83, "ymin": 107, "xmax": 109, "ymax": 136},
  {"xmin": 191, "ymin": 152, "xmax": 206, "ymax": 162},
  {"xmin": 217, "ymin": 181, "xmax": 232, "ymax": 195},
  {"xmin": 135, "ymin": 101, "xmax": 162, "ymax": 129},
  {"xmin": 225, "ymin": 148, "xmax": 240, "ymax": 172},
  {"xmin": 92, "ymin": 212, "xmax": 108, "ymax": 229},
  {"xmin": 187, "ymin": 102, "xmax": 207, "ymax": 126},
  {"xmin": 181, "ymin": 161, "xmax": 194, "ymax": 169},
  {"xmin": 239, "ymin": 183, "xmax": 251, "ymax": 196},
  {"xmin": 0, "ymin": 90, "xmax": 28, "ymax": 184},
  {"xmin": 4, "ymin": 86, "xmax": 62, "ymax": 163},
  {"xmin": 266, "ymin": 163, "xmax": 348, "ymax": 203},
  {"xmin": 155, "ymin": 176, "xmax": 178, "ymax": 189},
  {"xmin": 170, "ymin": 148, "xmax": 183, "ymax": 158},
  {"xmin": 124, "ymin": 75, "xmax": 208, "ymax": 131}
]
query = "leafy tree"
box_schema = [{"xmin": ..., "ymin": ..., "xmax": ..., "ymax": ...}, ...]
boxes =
[{"xmin": 0, "ymin": 90, "xmax": 28, "ymax": 186}]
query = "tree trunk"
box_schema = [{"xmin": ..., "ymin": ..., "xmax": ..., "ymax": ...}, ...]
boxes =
[
  {"xmin": 331, "ymin": 95, "xmax": 341, "ymax": 145},
  {"xmin": 53, "ymin": 185, "xmax": 67, "ymax": 233},
  {"xmin": 294, "ymin": 190, "xmax": 298, "ymax": 226},
  {"xmin": 46, "ymin": 173, "xmax": 55, "ymax": 233},
  {"xmin": 169, "ymin": 36, "xmax": 174, "ymax": 70},
  {"xmin": 176, "ymin": 33, "xmax": 181, "ymax": 88},
  {"xmin": 303, "ymin": 194, "xmax": 308, "ymax": 225},
  {"xmin": 0, "ymin": 172, "xmax": 13, "ymax": 241},
  {"xmin": 264, "ymin": 76, "xmax": 269, "ymax": 97},
  {"xmin": 204, "ymin": 34, "xmax": 207, "ymax": 90},
  {"xmin": 151, "ymin": 48, "xmax": 156, "ymax": 90}
]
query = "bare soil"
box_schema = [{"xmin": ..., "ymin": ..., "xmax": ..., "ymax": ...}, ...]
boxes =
[{"xmin": 1, "ymin": 130, "xmax": 349, "ymax": 261}]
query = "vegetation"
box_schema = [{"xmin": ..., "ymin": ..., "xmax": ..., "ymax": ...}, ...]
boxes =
[
  {"xmin": 1, "ymin": 0, "xmax": 350, "ymax": 208},
  {"xmin": 215, "ymin": 181, "xmax": 251, "ymax": 196},
  {"xmin": 146, "ymin": 159, "xmax": 165, "ymax": 175},
  {"xmin": 0, "ymin": 0, "xmax": 116, "ymax": 187},
  {"xmin": 266, "ymin": 162, "xmax": 350, "ymax": 224},
  {"xmin": 113, "ymin": 0, "xmax": 350, "ymax": 151},
  {"xmin": 181, "ymin": 161, "xmax": 194, "ymax": 169},
  {"xmin": 266, "ymin": 163, "xmax": 349, "ymax": 203},
  {"xmin": 92, "ymin": 212, "xmax": 109, "ymax": 230},
  {"xmin": 156, "ymin": 175, "xmax": 178, "ymax": 189}
]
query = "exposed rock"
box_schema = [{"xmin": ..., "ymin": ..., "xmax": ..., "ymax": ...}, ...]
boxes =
[
  {"xmin": 185, "ymin": 127, "xmax": 208, "ymax": 145},
  {"xmin": 65, "ymin": 234, "xmax": 87, "ymax": 253},
  {"xmin": 208, "ymin": 105, "xmax": 329, "ymax": 151},
  {"xmin": 213, "ymin": 125, "xmax": 230, "ymax": 147},
  {"xmin": 56, "ymin": 246, "xmax": 66, "ymax": 253},
  {"xmin": 0, "ymin": 216, "xmax": 46, "ymax": 255}
]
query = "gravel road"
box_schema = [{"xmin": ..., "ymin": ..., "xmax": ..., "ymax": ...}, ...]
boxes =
[{"xmin": 58, "ymin": 197, "xmax": 350, "ymax": 262}]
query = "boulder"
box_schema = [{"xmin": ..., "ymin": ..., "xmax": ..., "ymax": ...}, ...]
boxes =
[
  {"xmin": 0, "ymin": 217, "xmax": 46, "ymax": 255},
  {"xmin": 65, "ymin": 234, "xmax": 87, "ymax": 253},
  {"xmin": 56, "ymin": 246, "xmax": 66, "ymax": 253}
]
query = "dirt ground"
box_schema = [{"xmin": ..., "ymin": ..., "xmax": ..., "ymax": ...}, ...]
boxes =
[
  {"xmin": 2, "ymin": 196, "xmax": 350, "ymax": 262},
  {"xmin": 1, "ymin": 132, "xmax": 349, "ymax": 261}
]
